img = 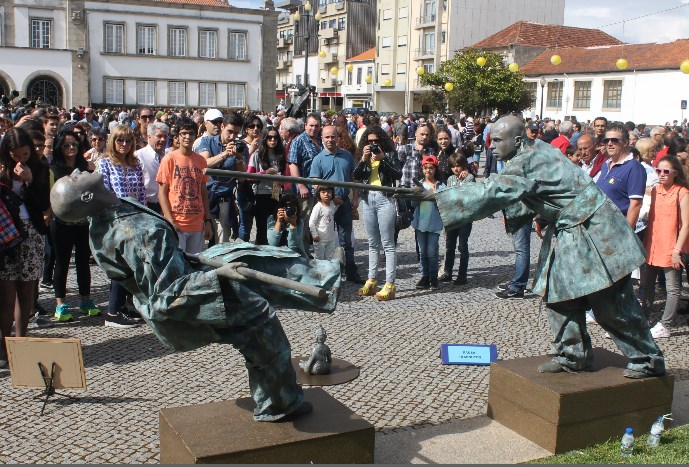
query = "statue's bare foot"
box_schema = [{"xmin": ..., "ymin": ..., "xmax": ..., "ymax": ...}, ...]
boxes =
[{"xmin": 623, "ymin": 369, "xmax": 663, "ymax": 379}]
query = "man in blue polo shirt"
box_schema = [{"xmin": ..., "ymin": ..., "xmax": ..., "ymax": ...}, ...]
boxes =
[
  {"xmin": 288, "ymin": 113, "xmax": 323, "ymax": 249},
  {"xmin": 309, "ymin": 125, "xmax": 363, "ymax": 284},
  {"xmin": 595, "ymin": 127, "xmax": 646, "ymax": 229}
]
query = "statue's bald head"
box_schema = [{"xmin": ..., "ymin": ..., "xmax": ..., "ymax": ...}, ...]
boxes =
[
  {"xmin": 490, "ymin": 116, "xmax": 526, "ymax": 161},
  {"xmin": 50, "ymin": 169, "xmax": 120, "ymax": 222}
]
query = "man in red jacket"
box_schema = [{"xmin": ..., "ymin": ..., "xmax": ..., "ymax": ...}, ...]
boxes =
[{"xmin": 550, "ymin": 120, "xmax": 573, "ymax": 155}]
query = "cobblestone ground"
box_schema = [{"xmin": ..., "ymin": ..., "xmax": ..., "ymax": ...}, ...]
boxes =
[{"xmin": 1, "ymin": 213, "xmax": 688, "ymax": 463}]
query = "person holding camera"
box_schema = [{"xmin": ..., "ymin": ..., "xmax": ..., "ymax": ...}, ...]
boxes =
[
  {"xmin": 194, "ymin": 110, "xmax": 247, "ymax": 244},
  {"xmin": 267, "ymin": 193, "xmax": 306, "ymax": 257},
  {"xmin": 353, "ymin": 126, "xmax": 401, "ymax": 301}
]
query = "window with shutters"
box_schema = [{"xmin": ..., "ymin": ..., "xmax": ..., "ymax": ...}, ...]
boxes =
[
  {"xmin": 396, "ymin": 63, "xmax": 406, "ymax": 75},
  {"xmin": 168, "ymin": 27, "xmax": 187, "ymax": 57},
  {"xmin": 228, "ymin": 31, "xmax": 247, "ymax": 60},
  {"xmin": 199, "ymin": 83, "xmax": 216, "ymax": 107},
  {"xmin": 137, "ymin": 25, "xmax": 157, "ymax": 55},
  {"xmin": 168, "ymin": 81, "xmax": 186, "ymax": 106},
  {"xmin": 356, "ymin": 68, "xmax": 362, "ymax": 85},
  {"xmin": 31, "ymin": 19, "xmax": 51, "ymax": 48},
  {"xmin": 398, "ymin": 35, "xmax": 407, "ymax": 47},
  {"xmin": 137, "ymin": 80, "xmax": 155, "ymax": 105},
  {"xmin": 573, "ymin": 81, "xmax": 592, "ymax": 110},
  {"xmin": 105, "ymin": 79, "xmax": 124, "ymax": 104},
  {"xmin": 337, "ymin": 18, "xmax": 345, "ymax": 30},
  {"xmin": 104, "ymin": 23, "xmax": 124, "ymax": 53},
  {"xmin": 199, "ymin": 30, "xmax": 217, "ymax": 58},
  {"xmin": 546, "ymin": 81, "xmax": 563, "ymax": 109},
  {"xmin": 381, "ymin": 36, "xmax": 391, "ymax": 48},
  {"xmin": 228, "ymin": 84, "xmax": 246, "ymax": 108}
]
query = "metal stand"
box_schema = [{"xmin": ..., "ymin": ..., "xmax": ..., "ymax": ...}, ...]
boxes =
[{"xmin": 34, "ymin": 362, "xmax": 77, "ymax": 416}]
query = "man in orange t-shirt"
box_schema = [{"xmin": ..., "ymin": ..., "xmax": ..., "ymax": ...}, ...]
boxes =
[{"xmin": 157, "ymin": 118, "xmax": 213, "ymax": 254}]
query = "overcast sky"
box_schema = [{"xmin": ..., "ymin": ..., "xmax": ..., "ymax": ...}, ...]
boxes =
[{"xmin": 235, "ymin": 0, "xmax": 689, "ymax": 44}]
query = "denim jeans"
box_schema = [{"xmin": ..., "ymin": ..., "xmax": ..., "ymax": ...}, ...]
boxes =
[
  {"xmin": 334, "ymin": 198, "xmax": 357, "ymax": 275},
  {"xmin": 236, "ymin": 186, "xmax": 255, "ymax": 242},
  {"xmin": 361, "ymin": 191, "xmax": 397, "ymax": 283},
  {"xmin": 510, "ymin": 222, "xmax": 531, "ymax": 293},
  {"xmin": 416, "ymin": 230, "xmax": 440, "ymax": 278},
  {"xmin": 443, "ymin": 223, "xmax": 473, "ymax": 280}
]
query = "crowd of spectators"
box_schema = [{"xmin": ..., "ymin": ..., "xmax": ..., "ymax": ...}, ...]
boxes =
[{"xmin": 2, "ymin": 99, "xmax": 689, "ymax": 369}]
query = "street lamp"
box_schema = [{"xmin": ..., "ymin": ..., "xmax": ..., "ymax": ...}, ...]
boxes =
[
  {"xmin": 293, "ymin": 0, "xmax": 322, "ymax": 109},
  {"xmin": 539, "ymin": 77, "xmax": 546, "ymax": 120}
]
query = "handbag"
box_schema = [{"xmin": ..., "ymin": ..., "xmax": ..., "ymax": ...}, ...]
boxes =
[
  {"xmin": 0, "ymin": 182, "xmax": 28, "ymax": 256},
  {"xmin": 395, "ymin": 198, "xmax": 413, "ymax": 231}
]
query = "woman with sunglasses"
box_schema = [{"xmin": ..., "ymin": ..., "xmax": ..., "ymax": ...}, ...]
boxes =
[
  {"xmin": 96, "ymin": 125, "xmax": 146, "ymax": 328},
  {"xmin": 0, "ymin": 128, "xmax": 50, "ymax": 367},
  {"xmin": 85, "ymin": 128, "xmax": 107, "ymax": 165},
  {"xmin": 247, "ymin": 126, "xmax": 289, "ymax": 245},
  {"xmin": 640, "ymin": 155, "xmax": 689, "ymax": 339},
  {"xmin": 50, "ymin": 130, "xmax": 100, "ymax": 322},
  {"xmin": 235, "ymin": 115, "xmax": 263, "ymax": 242}
]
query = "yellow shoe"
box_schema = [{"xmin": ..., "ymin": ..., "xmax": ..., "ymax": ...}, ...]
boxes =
[
  {"xmin": 358, "ymin": 279, "xmax": 378, "ymax": 296},
  {"xmin": 375, "ymin": 283, "xmax": 396, "ymax": 301}
]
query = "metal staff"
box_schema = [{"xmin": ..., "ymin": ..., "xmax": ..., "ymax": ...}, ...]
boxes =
[
  {"xmin": 204, "ymin": 169, "xmax": 418, "ymax": 195},
  {"xmin": 184, "ymin": 253, "xmax": 327, "ymax": 300}
]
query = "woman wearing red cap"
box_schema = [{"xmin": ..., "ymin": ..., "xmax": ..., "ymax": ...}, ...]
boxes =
[{"xmin": 412, "ymin": 155, "xmax": 445, "ymax": 290}]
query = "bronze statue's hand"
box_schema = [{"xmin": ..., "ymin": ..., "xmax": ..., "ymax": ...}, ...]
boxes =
[
  {"xmin": 216, "ymin": 262, "xmax": 248, "ymax": 281},
  {"xmin": 394, "ymin": 179, "xmax": 436, "ymax": 202}
]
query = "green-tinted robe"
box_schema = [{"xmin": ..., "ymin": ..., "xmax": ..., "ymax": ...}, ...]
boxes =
[
  {"xmin": 435, "ymin": 140, "xmax": 645, "ymax": 304},
  {"xmin": 88, "ymin": 199, "xmax": 341, "ymax": 352}
]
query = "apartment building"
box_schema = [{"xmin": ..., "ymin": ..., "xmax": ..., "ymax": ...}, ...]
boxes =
[
  {"xmin": 374, "ymin": 0, "xmax": 565, "ymax": 114},
  {"xmin": 0, "ymin": 0, "xmax": 278, "ymax": 110},
  {"xmin": 275, "ymin": 0, "xmax": 376, "ymax": 111}
]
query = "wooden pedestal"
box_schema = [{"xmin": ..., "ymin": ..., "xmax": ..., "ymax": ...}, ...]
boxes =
[
  {"xmin": 159, "ymin": 387, "xmax": 374, "ymax": 464},
  {"xmin": 487, "ymin": 348, "xmax": 674, "ymax": 453}
]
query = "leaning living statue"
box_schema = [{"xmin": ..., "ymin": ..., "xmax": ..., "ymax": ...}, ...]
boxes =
[
  {"xmin": 50, "ymin": 169, "xmax": 342, "ymax": 421},
  {"xmin": 398, "ymin": 115, "xmax": 665, "ymax": 379},
  {"xmin": 299, "ymin": 325, "xmax": 332, "ymax": 375}
]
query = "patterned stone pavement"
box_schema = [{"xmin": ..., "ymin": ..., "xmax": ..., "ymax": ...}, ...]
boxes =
[{"xmin": 1, "ymin": 214, "xmax": 688, "ymax": 463}]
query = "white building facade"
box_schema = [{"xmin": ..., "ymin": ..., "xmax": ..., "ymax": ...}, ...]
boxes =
[{"xmin": 0, "ymin": 0, "xmax": 278, "ymax": 110}]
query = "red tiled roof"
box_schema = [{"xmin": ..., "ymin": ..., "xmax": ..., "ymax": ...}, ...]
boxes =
[
  {"xmin": 471, "ymin": 21, "xmax": 623, "ymax": 49},
  {"xmin": 153, "ymin": 0, "xmax": 231, "ymax": 7},
  {"xmin": 521, "ymin": 39, "xmax": 689, "ymax": 75},
  {"xmin": 346, "ymin": 48, "xmax": 375, "ymax": 62}
]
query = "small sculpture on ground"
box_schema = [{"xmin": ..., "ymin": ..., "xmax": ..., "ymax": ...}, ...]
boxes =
[{"xmin": 299, "ymin": 325, "xmax": 332, "ymax": 375}]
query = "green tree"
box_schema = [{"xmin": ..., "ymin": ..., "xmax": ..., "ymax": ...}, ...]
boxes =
[{"xmin": 419, "ymin": 49, "xmax": 532, "ymax": 116}]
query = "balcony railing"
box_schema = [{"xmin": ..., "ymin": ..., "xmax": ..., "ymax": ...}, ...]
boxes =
[
  {"xmin": 413, "ymin": 47, "xmax": 435, "ymax": 59},
  {"xmin": 415, "ymin": 14, "xmax": 436, "ymax": 27}
]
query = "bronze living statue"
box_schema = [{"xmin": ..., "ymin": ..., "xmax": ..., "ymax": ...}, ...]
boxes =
[
  {"xmin": 398, "ymin": 115, "xmax": 665, "ymax": 379},
  {"xmin": 299, "ymin": 325, "xmax": 332, "ymax": 375},
  {"xmin": 50, "ymin": 169, "xmax": 341, "ymax": 421}
]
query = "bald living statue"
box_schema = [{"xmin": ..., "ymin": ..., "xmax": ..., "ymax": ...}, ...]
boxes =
[
  {"xmin": 401, "ymin": 115, "xmax": 665, "ymax": 378},
  {"xmin": 50, "ymin": 169, "xmax": 342, "ymax": 421}
]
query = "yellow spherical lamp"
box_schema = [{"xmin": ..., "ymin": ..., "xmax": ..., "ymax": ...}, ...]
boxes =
[
  {"xmin": 346, "ymin": 64, "xmax": 354, "ymax": 72},
  {"xmin": 314, "ymin": 11, "xmax": 322, "ymax": 21},
  {"xmin": 318, "ymin": 51, "xmax": 326, "ymax": 58},
  {"xmin": 616, "ymin": 58, "xmax": 629, "ymax": 70},
  {"xmin": 293, "ymin": 11, "xmax": 301, "ymax": 22},
  {"xmin": 416, "ymin": 66, "xmax": 425, "ymax": 75},
  {"xmin": 384, "ymin": 79, "xmax": 392, "ymax": 86},
  {"xmin": 444, "ymin": 82, "xmax": 454, "ymax": 92},
  {"xmin": 304, "ymin": 1, "xmax": 312, "ymax": 12},
  {"xmin": 330, "ymin": 66, "xmax": 339, "ymax": 76},
  {"xmin": 365, "ymin": 75, "xmax": 372, "ymax": 84},
  {"xmin": 508, "ymin": 63, "xmax": 519, "ymax": 73},
  {"xmin": 680, "ymin": 60, "xmax": 689, "ymax": 74},
  {"xmin": 476, "ymin": 56, "xmax": 486, "ymax": 67},
  {"xmin": 550, "ymin": 54, "xmax": 561, "ymax": 65}
]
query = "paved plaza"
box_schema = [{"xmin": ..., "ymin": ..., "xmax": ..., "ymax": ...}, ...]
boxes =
[{"xmin": 1, "ymin": 213, "xmax": 688, "ymax": 463}]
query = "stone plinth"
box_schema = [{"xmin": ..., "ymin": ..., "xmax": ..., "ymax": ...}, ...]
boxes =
[
  {"xmin": 160, "ymin": 387, "xmax": 374, "ymax": 463},
  {"xmin": 487, "ymin": 348, "xmax": 674, "ymax": 453}
]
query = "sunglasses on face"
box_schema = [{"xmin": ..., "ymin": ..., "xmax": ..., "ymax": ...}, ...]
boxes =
[
  {"xmin": 247, "ymin": 123, "xmax": 262, "ymax": 130},
  {"xmin": 367, "ymin": 138, "xmax": 380, "ymax": 143},
  {"xmin": 655, "ymin": 168, "xmax": 676, "ymax": 175},
  {"xmin": 115, "ymin": 138, "xmax": 133, "ymax": 145},
  {"xmin": 140, "ymin": 114, "xmax": 153, "ymax": 120},
  {"xmin": 63, "ymin": 143, "xmax": 79, "ymax": 149},
  {"xmin": 266, "ymin": 134, "xmax": 279, "ymax": 140},
  {"xmin": 602, "ymin": 137, "xmax": 624, "ymax": 144}
]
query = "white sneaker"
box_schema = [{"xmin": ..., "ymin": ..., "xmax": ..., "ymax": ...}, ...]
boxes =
[
  {"xmin": 586, "ymin": 314, "xmax": 597, "ymax": 324},
  {"xmin": 651, "ymin": 322, "xmax": 671, "ymax": 339}
]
